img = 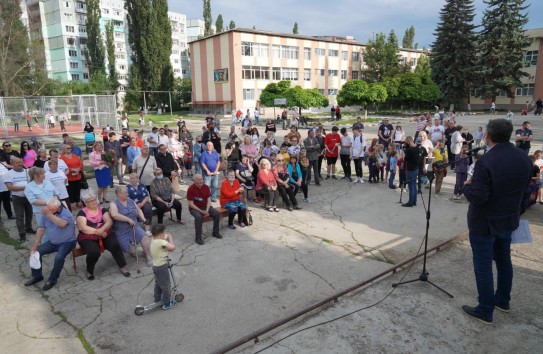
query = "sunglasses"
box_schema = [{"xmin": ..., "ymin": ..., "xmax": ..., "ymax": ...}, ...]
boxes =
[{"xmin": 3, "ymin": 144, "xmax": 11, "ymax": 147}]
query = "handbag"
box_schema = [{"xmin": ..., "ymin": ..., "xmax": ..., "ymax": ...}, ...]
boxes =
[
  {"xmin": 219, "ymin": 160, "xmax": 228, "ymax": 171},
  {"xmin": 80, "ymin": 171, "xmax": 89, "ymax": 190}
]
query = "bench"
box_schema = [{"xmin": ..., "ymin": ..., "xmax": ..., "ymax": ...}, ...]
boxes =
[
  {"xmin": 72, "ymin": 245, "xmax": 86, "ymax": 273},
  {"xmin": 202, "ymin": 207, "xmax": 229, "ymax": 223}
]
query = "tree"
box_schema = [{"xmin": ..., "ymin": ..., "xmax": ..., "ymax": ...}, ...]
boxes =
[
  {"xmin": 402, "ymin": 26, "xmax": 415, "ymax": 48},
  {"xmin": 203, "ymin": 0, "xmax": 213, "ymax": 36},
  {"xmin": 229, "ymin": 20, "xmax": 236, "ymax": 29},
  {"xmin": 388, "ymin": 30, "xmax": 398, "ymax": 48},
  {"xmin": 0, "ymin": 0, "xmax": 35, "ymax": 96},
  {"xmin": 293, "ymin": 22, "xmax": 299, "ymax": 34},
  {"xmin": 125, "ymin": 0, "xmax": 174, "ymax": 108},
  {"xmin": 473, "ymin": 0, "xmax": 530, "ymax": 100},
  {"xmin": 431, "ymin": 0, "xmax": 477, "ymax": 109},
  {"xmin": 215, "ymin": 14, "xmax": 224, "ymax": 33},
  {"xmin": 367, "ymin": 83, "xmax": 388, "ymax": 109},
  {"xmin": 363, "ymin": 32, "xmax": 401, "ymax": 82},
  {"xmin": 105, "ymin": 21, "xmax": 118, "ymax": 90},
  {"xmin": 85, "ymin": 0, "xmax": 106, "ymax": 78},
  {"xmin": 259, "ymin": 81, "xmax": 327, "ymax": 112},
  {"xmin": 337, "ymin": 80, "xmax": 370, "ymax": 107}
]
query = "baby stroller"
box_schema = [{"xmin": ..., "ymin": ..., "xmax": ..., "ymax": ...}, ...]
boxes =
[{"xmin": 84, "ymin": 131, "xmax": 96, "ymax": 154}]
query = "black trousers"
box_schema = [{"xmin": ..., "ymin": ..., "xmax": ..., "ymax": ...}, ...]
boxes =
[
  {"xmin": 228, "ymin": 209, "xmax": 247, "ymax": 226},
  {"xmin": 277, "ymin": 184, "xmax": 298, "ymax": 207},
  {"xmin": 317, "ymin": 156, "xmax": 324, "ymax": 176},
  {"xmin": 353, "ymin": 157, "xmax": 363, "ymax": 178},
  {"xmin": 340, "ymin": 154, "xmax": 351, "ymax": 177},
  {"xmin": 79, "ymin": 235, "xmax": 127, "ymax": 274},
  {"xmin": 153, "ymin": 199, "xmax": 182, "ymax": 223},
  {"xmin": 307, "ymin": 159, "xmax": 319, "ymax": 183},
  {"xmin": 0, "ymin": 191, "xmax": 13, "ymax": 218}
]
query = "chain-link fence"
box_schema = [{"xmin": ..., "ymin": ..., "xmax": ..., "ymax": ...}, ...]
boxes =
[{"xmin": 0, "ymin": 95, "xmax": 117, "ymax": 138}]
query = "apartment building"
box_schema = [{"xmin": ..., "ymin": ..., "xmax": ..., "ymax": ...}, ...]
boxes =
[
  {"xmin": 168, "ymin": 11, "xmax": 188, "ymax": 79},
  {"xmin": 470, "ymin": 28, "xmax": 543, "ymax": 110},
  {"xmin": 189, "ymin": 28, "xmax": 425, "ymax": 114}
]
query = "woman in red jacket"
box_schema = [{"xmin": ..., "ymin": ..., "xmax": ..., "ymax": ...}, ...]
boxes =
[
  {"xmin": 220, "ymin": 170, "xmax": 248, "ymax": 229},
  {"xmin": 256, "ymin": 159, "xmax": 278, "ymax": 212}
]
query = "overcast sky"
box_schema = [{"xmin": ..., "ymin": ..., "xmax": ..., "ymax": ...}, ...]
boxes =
[{"xmin": 171, "ymin": 0, "xmax": 542, "ymax": 48}]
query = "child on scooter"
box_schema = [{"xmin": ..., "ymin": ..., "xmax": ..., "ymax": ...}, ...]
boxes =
[{"xmin": 150, "ymin": 224, "xmax": 177, "ymax": 310}]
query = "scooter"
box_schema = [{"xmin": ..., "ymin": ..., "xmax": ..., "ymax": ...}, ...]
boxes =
[{"xmin": 135, "ymin": 259, "xmax": 185, "ymax": 316}]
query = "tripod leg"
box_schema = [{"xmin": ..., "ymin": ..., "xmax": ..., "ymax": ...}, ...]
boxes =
[
  {"xmin": 392, "ymin": 278, "xmax": 420, "ymax": 287},
  {"xmin": 426, "ymin": 279, "xmax": 454, "ymax": 298}
]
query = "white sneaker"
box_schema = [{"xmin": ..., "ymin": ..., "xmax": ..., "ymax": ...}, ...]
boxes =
[
  {"xmin": 359, "ymin": 178, "xmax": 365, "ymax": 184},
  {"xmin": 304, "ymin": 198, "xmax": 311, "ymax": 203},
  {"xmin": 353, "ymin": 178, "xmax": 359, "ymax": 183}
]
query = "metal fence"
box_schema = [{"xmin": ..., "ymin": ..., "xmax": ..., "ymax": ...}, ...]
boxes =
[{"xmin": 0, "ymin": 95, "xmax": 117, "ymax": 138}]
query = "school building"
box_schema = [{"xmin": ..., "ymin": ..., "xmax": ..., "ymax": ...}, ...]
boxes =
[
  {"xmin": 469, "ymin": 28, "xmax": 543, "ymax": 111},
  {"xmin": 188, "ymin": 28, "xmax": 426, "ymax": 115}
]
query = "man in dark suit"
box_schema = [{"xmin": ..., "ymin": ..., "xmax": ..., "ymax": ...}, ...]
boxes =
[{"xmin": 462, "ymin": 118, "xmax": 532, "ymax": 324}]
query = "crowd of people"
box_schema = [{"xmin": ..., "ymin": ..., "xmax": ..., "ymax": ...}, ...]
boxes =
[{"xmin": 0, "ymin": 110, "xmax": 541, "ymax": 294}]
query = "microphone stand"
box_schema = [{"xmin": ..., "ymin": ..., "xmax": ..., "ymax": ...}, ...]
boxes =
[{"xmin": 392, "ymin": 153, "xmax": 474, "ymax": 297}]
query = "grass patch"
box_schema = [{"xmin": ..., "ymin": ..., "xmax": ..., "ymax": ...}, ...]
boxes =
[
  {"xmin": 0, "ymin": 227, "xmax": 22, "ymax": 249},
  {"xmin": 322, "ymin": 238, "xmax": 334, "ymax": 245},
  {"xmin": 77, "ymin": 329, "xmax": 96, "ymax": 354}
]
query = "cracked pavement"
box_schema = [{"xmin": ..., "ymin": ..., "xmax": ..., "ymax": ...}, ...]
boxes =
[{"xmin": 1, "ymin": 113, "xmax": 540, "ymax": 353}]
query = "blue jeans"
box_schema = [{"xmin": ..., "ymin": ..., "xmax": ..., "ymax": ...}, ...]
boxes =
[
  {"xmin": 32, "ymin": 240, "xmax": 77, "ymax": 284},
  {"xmin": 204, "ymin": 174, "xmax": 219, "ymax": 200},
  {"xmin": 469, "ymin": 232, "xmax": 513, "ymax": 321},
  {"xmin": 406, "ymin": 168, "xmax": 418, "ymax": 205},
  {"xmin": 194, "ymin": 160, "xmax": 202, "ymax": 175},
  {"xmin": 388, "ymin": 170, "xmax": 396, "ymax": 187}
]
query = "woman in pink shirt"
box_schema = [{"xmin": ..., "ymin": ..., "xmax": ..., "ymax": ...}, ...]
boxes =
[{"xmin": 20, "ymin": 141, "xmax": 37, "ymax": 168}]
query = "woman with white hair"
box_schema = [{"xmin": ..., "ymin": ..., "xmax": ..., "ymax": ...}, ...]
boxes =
[
  {"xmin": 76, "ymin": 189, "xmax": 130, "ymax": 280},
  {"xmin": 126, "ymin": 173, "xmax": 153, "ymax": 230},
  {"xmin": 109, "ymin": 185, "xmax": 152, "ymax": 264},
  {"xmin": 255, "ymin": 159, "xmax": 278, "ymax": 211}
]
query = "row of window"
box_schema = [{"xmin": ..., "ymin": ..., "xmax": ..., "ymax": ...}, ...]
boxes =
[
  {"xmin": 242, "ymin": 88, "xmax": 339, "ymax": 101},
  {"xmin": 241, "ymin": 66, "xmax": 356, "ymax": 81},
  {"xmin": 470, "ymin": 84, "xmax": 535, "ymax": 97},
  {"xmin": 525, "ymin": 50, "xmax": 538, "ymax": 67},
  {"xmin": 241, "ymin": 42, "xmax": 361, "ymax": 61}
]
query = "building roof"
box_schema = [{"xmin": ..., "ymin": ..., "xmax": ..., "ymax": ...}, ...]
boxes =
[
  {"xmin": 525, "ymin": 28, "xmax": 543, "ymax": 39},
  {"xmin": 190, "ymin": 27, "xmax": 427, "ymax": 54}
]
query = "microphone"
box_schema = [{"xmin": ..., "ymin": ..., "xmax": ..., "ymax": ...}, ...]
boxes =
[{"xmin": 467, "ymin": 145, "xmax": 487, "ymax": 155}]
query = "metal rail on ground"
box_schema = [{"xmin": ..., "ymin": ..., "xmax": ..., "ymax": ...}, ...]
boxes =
[{"xmin": 211, "ymin": 231, "xmax": 468, "ymax": 354}]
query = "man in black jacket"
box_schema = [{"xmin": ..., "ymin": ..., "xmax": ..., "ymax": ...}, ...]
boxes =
[
  {"xmin": 462, "ymin": 119, "xmax": 532, "ymax": 324},
  {"xmin": 155, "ymin": 144, "xmax": 179, "ymax": 180},
  {"xmin": 402, "ymin": 136, "xmax": 420, "ymax": 207}
]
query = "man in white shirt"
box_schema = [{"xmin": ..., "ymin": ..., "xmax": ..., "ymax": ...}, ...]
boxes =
[
  {"xmin": 43, "ymin": 149, "xmax": 68, "ymax": 175},
  {"xmin": 157, "ymin": 127, "xmax": 170, "ymax": 146},
  {"xmin": 147, "ymin": 127, "xmax": 159, "ymax": 156},
  {"xmin": 4, "ymin": 157, "xmax": 34, "ymax": 241},
  {"xmin": 430, "ymin": 119, "xmax": 445, "ymax": 144},
  {"xmin": 351, "ymin": 128, "xmax": 366, "ymax": 184}
]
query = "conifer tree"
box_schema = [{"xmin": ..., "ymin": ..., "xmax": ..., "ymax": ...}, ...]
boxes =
[
  {"xmin": 85, "ymin": 0, "xmax": 106, "ymax": 78},
  {"xmin": 215, "ymin": 14, "xmax": 224, "ymax": 33},
  {"xmin": 203, "ymin": 0, "xmax": 213, "ymax": 36},
  {"xmin": 229, "ymin": 20, "xmax": 236, "ymax": 29},
  {"xmin": 473, "ymin": 0, "xmax": 530, "ymax": 99},
  {"xmin": 402, "ymin": 26, "xmax": 415, "ymax": 48},
  {"xmin": 293, "ymin": 22, "xmax": 299, "ymax": 34},
  {"xmin": 430, "ymin": 0, "xmax": 477, "ymax": 108},
  {"xmin": 105, "ymin": 21, "xmax": 118, "ymax": 90}
]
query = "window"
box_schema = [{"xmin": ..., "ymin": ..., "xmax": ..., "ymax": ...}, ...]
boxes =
[
  {"xmin": 113, "ymin": 20, "xmax": 123, "ymax": 27},
  {"xmin": 352, "ymin": 71, "xmax": 359, "ymax": 80},
  {"xmin": 304, "ymin": 48, "xmax": 311, "ymax": 61},
  {"xmin": 68, "ymin": 50, "xmax": 77, "ymax": 57},
  {"xmin": 66, "ymin": 26, "xmax": 75, "ymax": 33},
  {"xmin": 271, "ymin": 67, "xmax": 298, "ymax": 81},
  {"xmin": 119, "ymin": 64, "xmax": 126, "ymax": 70},
  {"xmin": 241, "ymin": 42, "xmax": 269, "ymax": 57},
  {"xmin": 281, "ymin": 46, "xmax": 298, "ymax": 60},
  {"xmin": 83, "ymin": 73, "xmax": 89, "ymax": 79},
  {"xmin": 64, "ymin": 12, "xmax": 73, "ymax": 18},
  {"xmin": 328, "ymin": 69, "xmax": 338, "ymax": 77},
  {"xmin": 67, "ymin": 37, "xmax": 75, "ymax": 45},
  {"xmin": 243, "ymin": 89, "xmax": 255, "ymax": 100},
  {"xmin": 79, "ymin": 26, "xmax": 86, "ymax": 33},
  {"xmin": 525, "ymin": 50, "xmax": 538, "ymax": 66},
  {"xmin": 113, "ymin": 9, "xmax": 121, "ymax": 16},
  {"xmin": 182, "ymin": 69, "xmax": 188, "ymax": 75},
  {"xmin": 352, "ymin": 52, "xmax": 360, "ymax": 61},
  {"xmin": 115, "ymin": 32, "xmax": 123, "ymax": 38},
  {"xmin": 118, "ymin": 85, "xmax": 125, "ymax": 91},
  {"xmin": 304, "ymin": 68, "xmax": 311, "ymax": 81},
  {"xmin": 410, "ymin": 57, "xmax": 417, "ymax": 66},
  {"xmin": 71, "ymin": 74, "xmax": 80, "ymax": 80},
  {"xmin": 116, "ymin": 42, "xmax": 123, "ymax": 49},
  {"xmin": 102, "ymin": 8, "xmax": 109, "ymax": 15},
  {"xmin": 174, "ymin": 69, "xmax": 180, "ymax": 73},
  {"xmin": 116, "ymin": 54, "xmax": 126, "ymax": 59},
  {"xmin": 315, "ymin": 48, "xmax": 325, "ymax": 56},
  {"xmin": 272, "ymin": 67, "xmax": 281, "ymax": 80},
  {"xmin": 319, "ymin": 89, "xmax": 325, "ymax": 95},
  {"xmin": 79, "ymin": 38, "xmax": 87, "ymax": 45},
  {"xmin": 470, "ymin": 88, "xmax": 480, "ymax": 97},
  {"xmin": 315, "ymin": 69, "xmax": 325, "ymax": 76},
  {"xmin": 173, "ymin": 39, "xmax": 179, "ymax": 45},
  {"xmin": 174, "ymin": 59, "xmax": 179, "ymax": 64},
  {"xmin": 328, "ymin": 89, "xmax": 338, "ymax": 96},
  {"xmin": 272, "ymin": 45, "xmax": 281, "ymax": 59},
  {"xmin": 497, "ymin": 89, "xmax": 509, "ymax": 97},
  {"xmin": 341, "ymin": 70, "xmax": 347, "ymax": 80},
  {"xmin": 516, "ymin": 84, "xmax": 535, "ymax": 96},
  {"xmin": 118, "ymin": 75, "xmax": 126, "ymax": 80},
  {"xmin": 77, "ymin": 2, "xmax": 85, "ymax": 9},
  {"xmin": 328, "ymin": 49, "xmax": 338, "ymax": 57},
  {"xmin": 65, "ymin": 1, "xmax": 70, "ymax": 8},
  {"xmin": 401, "ymin": 57, "xmax": 407, "ymax": 65},
  {"xmin": 242, "ymin": 66, "xmax": 270, "ymax": 80},
  {"xmin": 70, "ymin": 62, "xmax": 78, "ymax": 68},
  {"xmin": 342, "ymin": 51, "xmax": 348, "ymax": 60}
]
